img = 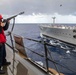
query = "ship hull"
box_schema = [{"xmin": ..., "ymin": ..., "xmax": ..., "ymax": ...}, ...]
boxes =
[{"xmin": 40, "ymin": 25, "xmax": 76, "ymax": 45}]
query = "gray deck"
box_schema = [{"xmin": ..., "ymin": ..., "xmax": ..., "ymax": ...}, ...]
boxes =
[{"xmin": 2, "ymin": 44, "xmax": 50, "ymax": 75}]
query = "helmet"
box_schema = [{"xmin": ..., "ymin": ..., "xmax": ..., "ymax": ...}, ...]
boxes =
[{"xmin": 0, "ymin": 14, "xmax": 3, "ymax": 20}]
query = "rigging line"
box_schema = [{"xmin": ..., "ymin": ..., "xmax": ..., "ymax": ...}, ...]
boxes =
[
  {"xmin": 23, "ymin": 37, "xmax": 42, "ymax": 43},
  {"xmin": 26, "ymin": 42, "xmax": 38, "ymax": 47},
  {"xmin": 24, "ymin": 46, "xmax": 44, "ymax": 57}
]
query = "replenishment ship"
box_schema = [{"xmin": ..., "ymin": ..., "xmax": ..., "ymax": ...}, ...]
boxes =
[{"xmin": 40, "ymin": 23, "xmax": 76, "ymax": 46}]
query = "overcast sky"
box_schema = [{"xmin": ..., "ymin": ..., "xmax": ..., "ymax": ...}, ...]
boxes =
[{"xmin": 0, "ymin": 0, "xmax": 76, "ymax": 23}]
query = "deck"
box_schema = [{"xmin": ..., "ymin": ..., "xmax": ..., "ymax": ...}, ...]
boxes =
[{"xmin": 2, "ymin": 44, "xmax": 49, "ymax": 75}]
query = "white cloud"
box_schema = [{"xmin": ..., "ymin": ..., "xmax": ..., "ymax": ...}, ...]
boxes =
[
  {"xmin": 0, "ymin": 0, "xmax": 76, "ymax": 24},
  {"xmin": 14, "ymin": 13, "xmax": 76, "ymax": 23}
]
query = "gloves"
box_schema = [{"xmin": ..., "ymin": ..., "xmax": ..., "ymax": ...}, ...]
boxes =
[{"xmin": 2, "ymin": 19, "xmax": 7, "ymax": 23}]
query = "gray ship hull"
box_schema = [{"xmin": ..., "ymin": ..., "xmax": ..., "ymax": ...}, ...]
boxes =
[{"xmin": 40, "ymin": 25, "xmax": 76, "ymax": 45}]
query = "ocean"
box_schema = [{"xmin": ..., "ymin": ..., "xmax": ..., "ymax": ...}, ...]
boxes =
[{"xmin": 6, "ymin": 23, "xmax": 76, "ymax": 75}]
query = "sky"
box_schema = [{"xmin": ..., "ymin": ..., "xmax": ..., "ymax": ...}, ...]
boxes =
[{"xmin": 0, "ymin": 0, "xmax": 76, "ymax": 23}]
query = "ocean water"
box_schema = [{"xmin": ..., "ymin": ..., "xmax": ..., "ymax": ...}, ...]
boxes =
[{"xmin": 6, "ymin": 23, "xmax": 76, "ymax": 75}]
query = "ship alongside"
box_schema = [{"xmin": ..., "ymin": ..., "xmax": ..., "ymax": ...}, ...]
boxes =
[{"xmin": 40, "ymin": 24, "xmax": 76, "ymax": 46}]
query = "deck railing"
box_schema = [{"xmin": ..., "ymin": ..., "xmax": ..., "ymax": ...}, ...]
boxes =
[{"xmin": 6, "ymin": 33, "xmax": 76, "ymax": 75}]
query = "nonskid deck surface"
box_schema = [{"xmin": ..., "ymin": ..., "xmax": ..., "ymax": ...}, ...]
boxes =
[{"xmin": 3, "ymin": 44, "xmax": 49, "ymax": 75}]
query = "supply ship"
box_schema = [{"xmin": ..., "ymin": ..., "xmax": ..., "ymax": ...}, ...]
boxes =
[{"xmin": 40, "ymin": 24, "xmax": 76, "ymax": 46}]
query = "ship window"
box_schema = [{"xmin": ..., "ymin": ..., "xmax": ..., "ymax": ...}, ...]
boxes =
[
  {"xmin": 73, "ymin": 30, "xmax": 76, "ymax": 32},
  {"xmin": 73, "ymin": 35, "xmax": 76, "ymax": 38}
]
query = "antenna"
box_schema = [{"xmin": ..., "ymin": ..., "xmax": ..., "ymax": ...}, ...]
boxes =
[{"xmin": 52, "ymin": 17, "xmax": 56, "ymax": 24}]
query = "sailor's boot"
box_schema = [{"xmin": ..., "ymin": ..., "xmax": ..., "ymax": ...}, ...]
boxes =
[{"xmin": 0, "ymin": 66, "xmax": 5, "ymax": 74}]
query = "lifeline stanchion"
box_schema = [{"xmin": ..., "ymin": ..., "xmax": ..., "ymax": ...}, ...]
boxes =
[
  {"xmin": 42, "ymin": 39, "xmax": 49, "ymax": 73},
  {"xmin": 8, "ymin": 18, "xmax": 15, "ymax": 75},
  {"xmin": 43, "ymin": 38, "xmax": 60, "ymax": 75}
]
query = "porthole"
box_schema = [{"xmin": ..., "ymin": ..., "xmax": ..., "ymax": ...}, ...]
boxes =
[
  {"xmin": 73, "ymin": 30, "xmax": 76, "ymax": 32},
  {"xmin": 73, "ymin": 35, "xmax": 76, "ymax": 38}
]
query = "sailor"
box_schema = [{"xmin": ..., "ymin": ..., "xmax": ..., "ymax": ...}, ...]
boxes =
[{"xmin": 0, "ymin": 14, "xmax": 11, "ymax": 74}]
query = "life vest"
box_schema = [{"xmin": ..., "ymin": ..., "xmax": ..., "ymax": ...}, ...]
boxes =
[{"xmin": 0, "ymin": 29, "xmax": 6, "ymax": 43}]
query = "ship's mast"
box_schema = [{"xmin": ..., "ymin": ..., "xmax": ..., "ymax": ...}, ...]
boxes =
[{"xmin": 52, "ymin": 17, "xmax": 56, "ymax": 24}]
